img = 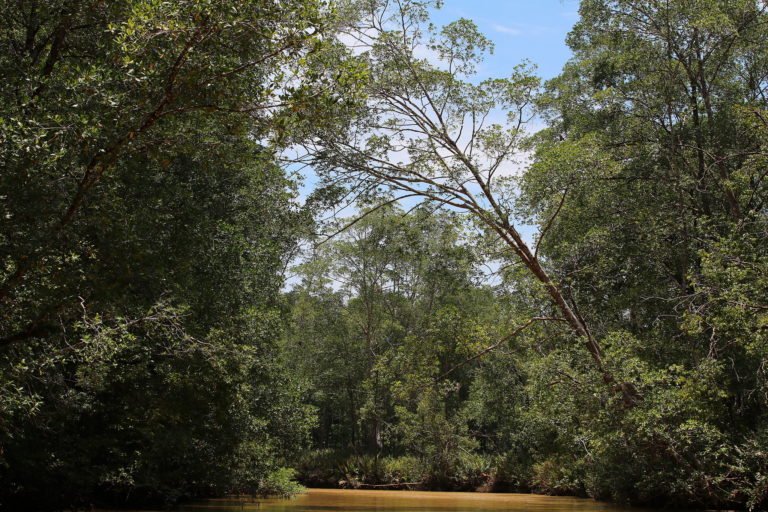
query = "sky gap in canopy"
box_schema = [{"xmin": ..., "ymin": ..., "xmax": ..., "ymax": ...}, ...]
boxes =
[{"xmin": 289, "ymin": 0, "xmax": 580, "ymax": 252}]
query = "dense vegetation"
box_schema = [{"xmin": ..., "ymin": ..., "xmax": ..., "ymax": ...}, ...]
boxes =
[
  {"xmin": 1, "ymin": 0, "xmax": 766, "ymax": 511},
  {"xmin": 0, "ymin": 0, "xmax": 345, "ymax": 508}
]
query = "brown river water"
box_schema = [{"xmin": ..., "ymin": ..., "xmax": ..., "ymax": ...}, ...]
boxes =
[{"xmin": 171, "ymin": 488, "xmax": 649, "ymax": 512}]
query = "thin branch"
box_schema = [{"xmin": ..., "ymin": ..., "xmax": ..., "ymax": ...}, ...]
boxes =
[
  {"xmin": 437, "ymin": 316, "xmax": 568, "ymax": 381},
  {"xmin": 535, "ymin": 186, "xmax": 569, "ymax": 259},
  {"xmin": 316, "ymin": 193, "xmax": 422, "ymax": 245}
]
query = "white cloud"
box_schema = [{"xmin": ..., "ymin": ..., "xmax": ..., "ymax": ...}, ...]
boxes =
[
  {"xmin": 492, "ymin": 23, "xmax": 522, "ymax": 36},
  {"xmin": 490, "ymin": 21, "xmax": 557, "ymax": 38}
]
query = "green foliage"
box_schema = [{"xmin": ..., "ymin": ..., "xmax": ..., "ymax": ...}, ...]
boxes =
[
  {"xmin": 287, "ymin": 205, "xmax": 503, "ymax": 491},
  {"xmin": 0, "ymin": 0, "xmax": 350, "ymax": 509},
  {"xmin": 516, "ymin": 0, "xmax": 768, "ymax": 508},
  {"xmin": 380, "ymin": 456, "xmax": 424, "ymax": 485},
  {"xmin": 257, "ymin": 468, "xmax": 306, "ymax": 498},
  {"xmin": 531, "ymin": 458, "xmax": 586, "ymax": 497},
  {"xmin": 288, "ymin": 1, "xmax": 767, "ymax": 507}
]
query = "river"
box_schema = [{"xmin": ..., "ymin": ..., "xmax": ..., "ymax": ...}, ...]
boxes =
[{"xmin": 175, "ymin": 489, "xmax": 645, "ymax": 512}]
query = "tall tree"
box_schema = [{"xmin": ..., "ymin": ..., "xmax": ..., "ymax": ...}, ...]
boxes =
[
  {"xmin": 519, "ymin": 0, "xmax": 768, "ymax": 507},
  {"xmin": 0, "ymin": 1, "xmax": 355, "ymax": 508},
  {"xmin": 303, "ymin": 0, "xmax": 639, "ymax": 403},
  {"xmin": 0, "ymin": 0, "xmax": 343, "ymax": 336}
]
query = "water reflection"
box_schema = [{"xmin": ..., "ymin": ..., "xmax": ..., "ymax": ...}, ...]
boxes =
[{"xmin": 177, "ymin": 489, "xmax": 641, "ymax": 512}]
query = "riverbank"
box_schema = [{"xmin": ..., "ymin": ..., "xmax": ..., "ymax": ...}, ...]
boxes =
[{"xmin": 295, "ymin": 451, "xmax": 561, "ymax": 496}]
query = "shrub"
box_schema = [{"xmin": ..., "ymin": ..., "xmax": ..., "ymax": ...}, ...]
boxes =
[
  {"xmin": 257, "ymin": 468, "xmax": 305, "ymax": 498},
  {"xmin": 531, "ymin": 458, "xmax": 585, "ymax": 496},
  {"xmin": 381, "ymin": 456, "xmax": 424, "ymax": 484}
]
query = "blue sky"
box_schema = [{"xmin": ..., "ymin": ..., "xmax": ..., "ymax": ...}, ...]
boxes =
[
  {"xmin": 296, "ymin": 1, "xmax": 581, "ymax": 196},
  {"xmin": 431, "ymin": 0, "xmax": 581, "ymax": 80}
]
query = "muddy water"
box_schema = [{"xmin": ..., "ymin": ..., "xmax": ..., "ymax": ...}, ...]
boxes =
[{"xmin": 177, "ymin": 488, "xmax": 644, "ymax": 512}]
